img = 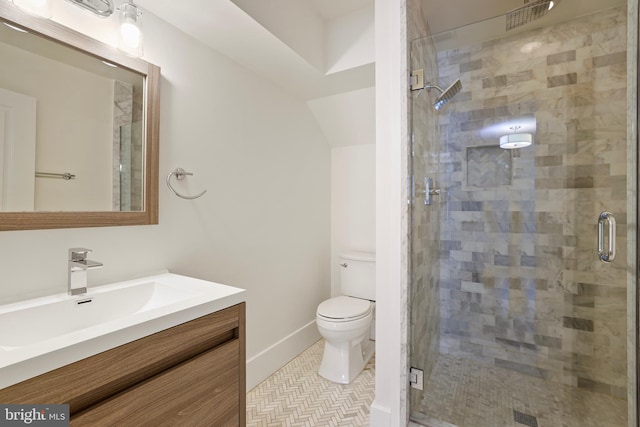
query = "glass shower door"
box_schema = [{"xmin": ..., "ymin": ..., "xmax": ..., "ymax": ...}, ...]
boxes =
[
  {"xmin": 408, "ymin": 2, "xmax": 637, "ymax": 426},
  {"xmin": 118, "ymin": 121, "xmax": 144, "ymax": 211}
]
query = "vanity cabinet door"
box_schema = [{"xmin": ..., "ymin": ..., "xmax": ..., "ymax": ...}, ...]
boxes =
[
  {"xmin": 72, "ymin": 338, "xmax": 240, "ymax": 427},
  {"xmin": 0, "ymin": 304, "xmax": 242, "ymax": 413}
]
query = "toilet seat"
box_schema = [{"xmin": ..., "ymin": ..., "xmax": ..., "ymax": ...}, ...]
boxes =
[{"xmin": 317, "ymin": 296, "xmax": 372, "ymax": 322}]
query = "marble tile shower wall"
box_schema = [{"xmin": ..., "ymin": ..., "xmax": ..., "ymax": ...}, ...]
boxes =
[
  {"xmin": 436, "ymin": 7, "xmax": 628, "ymax": 398},
  {"xmin": 112, "ymin": 81, "xmax": 144, "ymax": 211},
  {"xmin": 112, "ymin": 80, "xmax": 133, "ymax": 211}
]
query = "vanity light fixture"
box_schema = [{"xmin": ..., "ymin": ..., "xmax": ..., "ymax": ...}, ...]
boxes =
[
  {"xmin": 64, "ymin": 0, "xmax": 114, "ymax": 17},
  {"xmin": 11, "ymin": 0, "xmax": 53, "ymax": 19},
  {"xmin": 117, "ymin": 0, "xmax": 143, "ymax": 57},
  {"xmin": 499, "ymin": 125, "xmax": 533, "ymax": 149}
]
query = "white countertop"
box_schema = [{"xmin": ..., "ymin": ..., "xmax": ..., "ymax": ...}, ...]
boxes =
[{"xmin": 0, "ymin": 272, "xmax": 246, "ymax": 389}]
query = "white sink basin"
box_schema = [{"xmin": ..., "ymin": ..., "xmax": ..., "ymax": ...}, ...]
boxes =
[
  {"xmin": 0, "ymin": 281, "xmax": 198, "ymax": 348},
  {"xmin": 0, "ymin": 272, "xmax": 245, "ymax": 389}
]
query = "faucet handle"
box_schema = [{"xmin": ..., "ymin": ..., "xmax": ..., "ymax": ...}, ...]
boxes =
[{"xmin": 69, "ymin": 247, "xmax": 92, "ymax": 261}]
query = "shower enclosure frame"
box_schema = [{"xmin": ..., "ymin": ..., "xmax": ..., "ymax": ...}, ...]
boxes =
[
  {"xmin": 406, "ymin": 1, "xmax": 640, "ymax": 425},
  {"xmin": 635, "ymin": 1, "xmax": 640, "ymax": 420}
]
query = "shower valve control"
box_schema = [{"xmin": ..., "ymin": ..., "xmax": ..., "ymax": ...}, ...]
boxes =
[{"xmin": 425, "ymin": 177, "xmax": 441, "ymax": 205}]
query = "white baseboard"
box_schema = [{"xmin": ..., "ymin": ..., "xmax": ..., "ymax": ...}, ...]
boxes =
[
  {"xmin": 370, "ymin": 401, "xmax": 392, "ymax": 426},
  {"xmin": 246, "ymin": 319, "xmax": 321, "ymax": 391}
]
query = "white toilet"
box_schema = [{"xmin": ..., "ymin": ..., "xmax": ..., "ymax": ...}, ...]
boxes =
[{"xmin": 316, "ymin": 251, "xmax": 375, "ymax": 384}]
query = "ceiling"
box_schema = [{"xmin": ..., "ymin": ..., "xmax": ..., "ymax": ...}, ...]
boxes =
[
  {"xmin": 133, "ymin": 0, "xmax": 625, "ymax": 101},
  {"xmin": 130, "ymin": 0, "xmax": 626, "ymax": 147},
  {"xmin": 134, "ymin": 0, "xmax": 375, "ymax": 101},
  {"xmin": 422, "ymin": 0, "xmax": 530, "ymax": 34},
  {"xmin": 306, "ymin": 0, "xmax": 373, "ymax": 20},
  {"xmin": 421, "ymin": 0, "xmax": 625, "ymax": 36}
]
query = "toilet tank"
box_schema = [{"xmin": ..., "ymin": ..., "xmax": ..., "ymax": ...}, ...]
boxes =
[{"xmin": 339, "ymin": 251, "xmax": 375, "ymax": 300}]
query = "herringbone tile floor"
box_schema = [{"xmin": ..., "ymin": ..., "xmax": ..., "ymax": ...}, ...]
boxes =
[{"xmin": 247, "ymin": 339, "xmax": 375, "ymax": 427}]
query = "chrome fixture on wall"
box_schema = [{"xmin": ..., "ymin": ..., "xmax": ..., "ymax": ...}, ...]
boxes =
[
  {"xmin": 410, "ymin": 69, "xmax": 463, "ymax": 111},
  {"xmin": 166, "ymin": 168, "xmax": 207, "ymax": 200},
  {"xmin": 9, "ymin": 0, "xmax": 144, "ymax": 57},
  {"xmin": 68, "ymin": 248, "xmax": 103, "ymax": 296},
  {"xmin": 65, "ymin": 0, "xmax": 114, "ymax": 17},
  {"xmin": 428, "ymin": 79, "xmax": 463, "ymax": 111},
  {"xmin": 506, "ymin": 0, "xmax": 559, "ymax": 31},
  {"xmin": 424, "ymin": 177, "xmax": 441, "ymax": 206},
  {"xmin": 597, "ymin": 211, "xmax": 616, "ymax": 263},
  {"xmin": 35, "ymin": 171, "xmax": 76, "ymax": 180},
  {"xmin": 11, "ymin": 0, "xmax": 115, "ymax": 17}
]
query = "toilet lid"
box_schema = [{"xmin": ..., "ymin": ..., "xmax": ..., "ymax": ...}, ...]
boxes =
[{"xmin": 317, "ymin": 296, "xmax": 372, "ymax": 320}]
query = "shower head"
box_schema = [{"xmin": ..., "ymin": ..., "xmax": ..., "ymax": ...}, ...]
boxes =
[
  {"xmin": 506, "ymin": 0, "xmax": 557, "ymax": 31},
  {"xmin": 426, "ymin": 79, "xmax": 462, "ymax": 111}
]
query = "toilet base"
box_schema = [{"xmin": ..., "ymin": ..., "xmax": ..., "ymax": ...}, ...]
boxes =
[{"xmin": 318, "ymin": 338, "xmax": 374, "ymax": 384}]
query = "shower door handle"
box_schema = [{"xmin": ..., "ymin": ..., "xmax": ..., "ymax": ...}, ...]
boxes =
[
  {"xmin": 597, "ymin": 211, "xmax": 616, "ymax": 263},
  {"xmin": 425, "ymin": 177, "xmax": 441, "ymax": 205}
]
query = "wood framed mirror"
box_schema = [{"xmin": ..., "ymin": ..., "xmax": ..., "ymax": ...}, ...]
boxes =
[{"xmin": 0, "ymin": 2, "xmax": 159, "ymax": 231}]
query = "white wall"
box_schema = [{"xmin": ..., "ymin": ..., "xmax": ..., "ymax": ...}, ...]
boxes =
[
  {"xmin": 331, "ymin": 145, "xmax": 375, "ymax": 297},
  {"xmin": 231, "ymin": 0, "xmax": 325, "ymax": 71},
  {"xmin": 325, "ymin": 4, "xmax": 375, "ymax": 75},
  {"xmin": 307, "ymin": 87, "xmax": 376, "ymax": 148},
  {"xmin": 371, "ymin": 0, "xmax": 408, "ymax": 425},
  {"xmin": 0, "ymin": 1, "xmax": 330, "ymax": 391},
  {"xmin": 0, "ymin": 88, "xmax": 36, "ymax": 211}
]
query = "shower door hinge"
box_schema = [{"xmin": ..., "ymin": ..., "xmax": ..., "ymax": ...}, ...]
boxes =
[
  {"xmin": 410, "ymin": 69, "xmax": 424, "ymax": 91},
  {"xmin": 409, "ymin": 367, "xmax": 424, "ymax": 390}
]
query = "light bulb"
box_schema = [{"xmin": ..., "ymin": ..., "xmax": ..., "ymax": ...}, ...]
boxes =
[
  {"xmin": 120, "ymin": 21, "xmax": 141, "ymax": 49},
  {"xmin": 118, "ymin": 2, "xmax": 143, "ymax": 57}
]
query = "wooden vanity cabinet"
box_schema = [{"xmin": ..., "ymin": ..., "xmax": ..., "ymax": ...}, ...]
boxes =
[{"xmin": 0, "ymin": 302, "xmax": 246, "ymax": 426}]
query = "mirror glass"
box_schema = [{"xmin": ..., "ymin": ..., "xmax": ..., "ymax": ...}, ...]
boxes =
[
  {"xmin": 0, "ymin": 3, "xmax": 159, "ymax": 230},
  {"xmin": 0, "ymin": 22, "xmax": 144, "ymax": 212}
]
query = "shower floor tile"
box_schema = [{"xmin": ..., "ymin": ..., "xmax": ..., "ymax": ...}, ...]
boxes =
[
  {"xmin": 411, "ymin": 354, "xmax": 627, "ymax": 427},
  {"xmin": 246, "ymin": 339, "xmax": 375, "ymax": 427}
]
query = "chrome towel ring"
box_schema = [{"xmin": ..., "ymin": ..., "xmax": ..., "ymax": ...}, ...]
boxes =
[{"xmin": 166, "ymin": 168, "xmax": 207, "ymax": 200}]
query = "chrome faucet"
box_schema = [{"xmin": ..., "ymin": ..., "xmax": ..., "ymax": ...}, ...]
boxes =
[{"xmin": 68, "ymin": 248, "xmax": 103, "ymax": 295}]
